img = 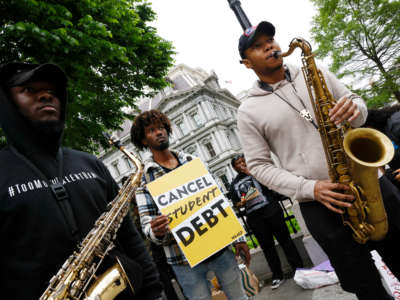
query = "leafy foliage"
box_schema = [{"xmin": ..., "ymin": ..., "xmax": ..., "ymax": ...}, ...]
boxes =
[
  {"xmin": 310, "ymin": 0, "xmax": 400, "ymax": 107},
  {"xmin": 0, "ymin": 0, "xmax": 174, "ymax": 152}
]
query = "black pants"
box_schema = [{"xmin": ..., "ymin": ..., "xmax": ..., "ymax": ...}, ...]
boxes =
[
  {"xmin": 246, "ymin": 205, "xmax": 304, "ymax": 280},
  {"xmin": 300, "ymin": 199, "xmax": 399, "ymax": 300}
]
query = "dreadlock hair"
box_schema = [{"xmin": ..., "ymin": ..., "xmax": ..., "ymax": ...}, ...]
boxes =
[
  {"xmin": 130, "ymin": 109, "xmax": 172, "ymax": 150},
  {"xmin": 364, "ymin": 104, "xmax": 400, "ymax": 132}
]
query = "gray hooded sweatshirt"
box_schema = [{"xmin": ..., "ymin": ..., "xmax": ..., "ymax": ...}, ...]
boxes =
[{"xmin": 237, "ymin": 64, "xmax": 367, "ymax": 203}]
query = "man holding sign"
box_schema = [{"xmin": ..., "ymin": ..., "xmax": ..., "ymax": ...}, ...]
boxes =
[{"xmin": 132, "ymin": 110, "xmax": 250, "ymax": 300}]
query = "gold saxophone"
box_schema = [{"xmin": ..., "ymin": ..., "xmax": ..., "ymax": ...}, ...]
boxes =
[
  {"xmin": 40, "ymin": 133, "xmax": 143, "ymax": 300},
  {"xmin": 280, "ymin": 38, "xmax": 394, "ymax": 244}
]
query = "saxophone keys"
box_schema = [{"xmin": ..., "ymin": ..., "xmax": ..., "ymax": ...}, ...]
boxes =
[
  {"xmin": 80, "ymin": 268, "xmax": 89, "ymax": 280},
  {"xmin": 72, "ymin": 280, "xmax": 83, "ymax": 290},
  {"xmin": 359, "ymin": 222, "xmax": 375, "ymax": 235},
  {"xmin": 322, "ymin": 106, "xmax": 330, "ymax": 115},
  {"xmin": 70, "ymin": 287, "xmax": 79, "ymax": 297},
  {"xmin": 338, "ymin": 174, "xmax": 351, "ymax": 184},
  {"xmin": 336, "ymin": 165, "xmax": 348, "ymax": 176}
]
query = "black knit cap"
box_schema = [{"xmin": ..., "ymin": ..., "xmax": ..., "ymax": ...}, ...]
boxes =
[{"xmin": 238, "ymin": 21, "xmax": 275, "ymax": 59}]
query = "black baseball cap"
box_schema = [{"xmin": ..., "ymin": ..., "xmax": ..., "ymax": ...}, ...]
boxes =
[
  {"xmin": 238, "ymin": 21, "xmax": 276, "ymax": 59},
  {"xmin": 0, "ymin": 62, "xmax": 67, "ymax": 88},
  {"xmin": 0, "ymin": 62, "xmax": 68, "ymax": 104}
]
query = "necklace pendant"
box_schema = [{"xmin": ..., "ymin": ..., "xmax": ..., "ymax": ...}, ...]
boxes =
[{"xmin": 300, "ymin": 109, "xmax": 313, "ymax": 123}]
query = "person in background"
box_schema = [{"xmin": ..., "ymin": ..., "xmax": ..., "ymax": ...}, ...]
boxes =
[
  {"xmin": 229, "ymin": 153, "xmax": 304, "ymax": 289},
  {"xmin": 361, "ymin": 108, "xmax": 400, "ymax": 257},
  {"xmin": 235, "ymin": 20, "xmax": 400, "ymax": 299},
  {"xmin": 0, "ymin": 62, "xmax": 163, "ymax": 299},
  {"xmin": 132, "ymin": 109, "xmax": 250, "ymax": 300},
  {"xmin": 364, "ymin": 105, "xmax": 400, "ymax": 188}
]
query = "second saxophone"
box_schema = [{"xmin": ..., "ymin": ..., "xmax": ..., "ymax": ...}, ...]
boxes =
[{"xmin": 40, "ymin": 134, "xmax": 143, "ymax": 300}]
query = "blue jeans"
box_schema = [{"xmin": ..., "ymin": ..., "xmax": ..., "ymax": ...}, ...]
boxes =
[{"xmin": 171, "ymin": 248, "xmax": 248, "ymax": 300}]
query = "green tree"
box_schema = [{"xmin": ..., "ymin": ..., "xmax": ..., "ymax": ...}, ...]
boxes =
[
  {"xmin": 0, "ymin": 0, "xmax": 174, "ymax": 152},
  {"xmin": 310, "ymin": 0, "xmax": 400, "ymax": 107}
]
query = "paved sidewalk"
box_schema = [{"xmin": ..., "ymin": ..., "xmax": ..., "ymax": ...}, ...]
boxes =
[
  {"xmin": 253, "ymin": 278, "xmax": 357, "ymax": 300},
  {"xmin": 246, "ymin": 235, "xmax": 358, "ymax": 299}
]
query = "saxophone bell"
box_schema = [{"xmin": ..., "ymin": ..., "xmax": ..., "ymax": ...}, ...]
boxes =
[{"xmin": 343, "ymin": 127, "xmax": 394, "ymax": 243}]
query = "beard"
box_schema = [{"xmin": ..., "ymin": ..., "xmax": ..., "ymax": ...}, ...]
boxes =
[
  {"xmin": 262, "ymin": 61, "xmax": 283, "ymax": 75},
  {"xmin": 29, "ymin": 119, "xmax": 64, "ymax": 138},
  {"xmin": 153, "ymin": 140, "xmax": 169, "ymax": 151},
  {"xmin": 271, "ymin": 61, "xmax": 283, "ymax": 71}
]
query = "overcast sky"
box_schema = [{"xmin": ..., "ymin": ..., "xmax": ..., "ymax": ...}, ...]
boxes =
[{"xmin": 149, "ymin": 0, "xmax": 317, "ymax": 95}]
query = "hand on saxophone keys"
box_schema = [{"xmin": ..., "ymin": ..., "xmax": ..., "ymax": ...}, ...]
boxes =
[
  {"xmin": 329, "ymin": 95, "xmax": 360, "ymax": 126},
  {"xmin": 314, "ymin": 180, "xmax": 354, "ymax": 214}
]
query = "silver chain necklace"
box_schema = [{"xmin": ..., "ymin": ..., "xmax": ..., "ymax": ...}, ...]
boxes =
[{"xmin": 272, "ymin": 83, "xmax": 318, "ymax": 129}]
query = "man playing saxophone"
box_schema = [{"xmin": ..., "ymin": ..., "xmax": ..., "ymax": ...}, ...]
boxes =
[
  {"xmin": 236, "ymin": 21, "xmax": 400, "ymax": 299},
  {"xmin": 0, "ymin": 62, "xmax": 163, "ymax": 300}
]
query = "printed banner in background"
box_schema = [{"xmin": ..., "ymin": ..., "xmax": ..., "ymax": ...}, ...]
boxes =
[{"xmin": 147, "ymin": 158, "xmax": 245, "ymax": 267}]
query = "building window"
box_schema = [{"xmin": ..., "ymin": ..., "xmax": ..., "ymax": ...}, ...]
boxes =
[
  {"xmin": 212, "ymin": 103, "xmax": 219, "ymax": 117},
  {"xmin": 170, "ymin": 132, "xmax": 175, "ymax": 143},
  {"xmin": 204, "ymin": 141, "xmax": 216, "ymax": 157},
  {"xmin": 227, "ymin": 129, "xmax": 240, "ymax": 149},
  {"xmin": 112, "ymin": 161, "xmax": 121, "ymax": 176},
  {"xmin": 124, "ymin": 157, "xmax": 133, "ymax": 170},
  {"xmin": 221, "ymin": 106, "xmax": 229, "ymax": 119},
  {"xmin": 190, "ymin": 111, "xmax": 203, "ymax": 127},
  {"xmin": 185, "ymin": 145, "xmax": 198, "ymax": 157},
  {"xmin": 176, "ymin": 120, "xmax": 189, "ymax": 136},
  {"xmin": 219, "ymin": 174, "xmax": 230, "ymax": 192}
]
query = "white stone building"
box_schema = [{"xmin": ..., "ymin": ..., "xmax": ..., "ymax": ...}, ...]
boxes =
[{"xmin": 99, "ymin": 64, "xmax": 244, "ymax": 194}]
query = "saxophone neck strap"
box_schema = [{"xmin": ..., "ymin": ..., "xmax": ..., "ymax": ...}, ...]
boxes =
[
  {"xmin": 259, "ymin": 75, "xmax": 319, "ymax": 130},
  {"xmin": 275, "ymin": 89, "xmax": 318, "ymax": 130},
  {"xmin": 10, "ymin": 146, "xmax": 80, "ymax": 242}
]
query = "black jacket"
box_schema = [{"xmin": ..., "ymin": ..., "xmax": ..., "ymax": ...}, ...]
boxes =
[
  {"xmin": 0, "ymin": 84, "xmax": 162, "ymax": 299},
  {"xmin": 229, "ymin": 172, "xmax": 282, "ymax": 218},
  {"xmin": 385, "ymin": 111, "xmax": 400, "ymax": 170}
]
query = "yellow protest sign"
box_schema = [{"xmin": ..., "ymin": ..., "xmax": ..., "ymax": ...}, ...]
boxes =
[{"xmin": 147, "ymin": 158, "xmax": 245, "ymax": 267}]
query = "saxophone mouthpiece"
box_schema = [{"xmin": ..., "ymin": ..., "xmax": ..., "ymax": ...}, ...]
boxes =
[
  {"xmin": 103, "ymin": 132, "xmax": 122, "ymax": 149},
  {"xmin": 272, "ymin": 51, "xmax": 282, "ymax": 58},
  {"xmin": 267, "ymin": 51, "xmax": 282, "ymax": 59}
]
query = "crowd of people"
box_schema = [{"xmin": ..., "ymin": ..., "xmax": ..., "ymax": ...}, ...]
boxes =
[{"xmin": 1, "ymin": 18, "xmax": 399, "ymax": 300}]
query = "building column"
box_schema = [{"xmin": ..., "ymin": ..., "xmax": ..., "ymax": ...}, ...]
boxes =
[
  {"xmin": 196, "ymin": 102, "xmax": 207, "ymax": 124},
  {"xmin": 200, "ymin": 101, "xmax": 212, "ymax": 121},
  {"xmin": 195, "ymin": 141, "xmax": 207, "ymax": 161},
  {"xmin": 211, "ymin": 131, "xmax": 223, "ymax": 154},
  {"xmin": 203, "ymin": 99, "xmax": 218, "ymax": 119}
]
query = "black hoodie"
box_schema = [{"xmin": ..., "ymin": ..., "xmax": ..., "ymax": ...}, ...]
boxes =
[{"xmin": 0, "ymin": 70, "xmax": 162, "ymax": 300}]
